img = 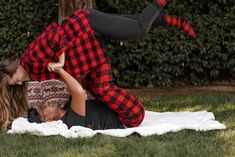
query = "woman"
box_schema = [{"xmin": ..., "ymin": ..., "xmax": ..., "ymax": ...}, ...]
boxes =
[
  {"xmin": 0, "ymin": 0, "xmax": 196, "ymax": 130},
  {"xmin": 0, "ymin": 59, "xmax": 28, "ymax": 130},
  {"xmin": 28, "ymin": 66, "xmax": 125, "ymax": 130}
]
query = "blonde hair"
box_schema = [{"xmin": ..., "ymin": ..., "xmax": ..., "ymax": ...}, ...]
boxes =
[{"xmin": 0, "ymin": 58, "xmax": 28, "ymax": 130}]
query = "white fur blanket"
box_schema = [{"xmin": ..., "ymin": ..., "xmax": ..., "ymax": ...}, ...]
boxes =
[{"xmin": 8, "ymin": 111, "xmax": 226, "ymax": 138}]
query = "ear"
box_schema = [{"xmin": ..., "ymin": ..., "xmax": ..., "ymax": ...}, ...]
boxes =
[
  {"xmin": 17, "ymin": 65, "xmax": 23, "ymax": 72},
  {"xmin": 14, "ymin": 65, "xmax": 21, "ymax": 75}
]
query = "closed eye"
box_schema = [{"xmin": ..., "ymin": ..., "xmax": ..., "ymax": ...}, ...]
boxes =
[{"xmin": 37, "ymin": 107, "xmax": 45, "ymax": 122}]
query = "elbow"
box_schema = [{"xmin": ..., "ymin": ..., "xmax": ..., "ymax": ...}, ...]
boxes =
[{"xmin": 72, "ymin": 89, "xmax": 87, "ymax": 100}]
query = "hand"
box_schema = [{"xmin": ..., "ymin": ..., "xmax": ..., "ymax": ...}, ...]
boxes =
[{"xmin": 47, "ymin": 62, "xmax": 63, "ymax": 73}]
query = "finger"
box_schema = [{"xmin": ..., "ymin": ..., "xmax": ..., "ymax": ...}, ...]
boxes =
[
  {"xmin": 52, "ymin": 64, "xmax": 56, "ymax": 71},
  {"xmin": 47, "ymin": 63, "xmax": 52, "ymax": 71},
  {"xmin": 48, "ymin": 65, "xmax": 53, "ymax": 72}
]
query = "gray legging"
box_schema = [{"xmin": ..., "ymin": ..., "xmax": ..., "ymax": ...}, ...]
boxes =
[{"xmin": 89, "ymin": 3, "xmax": 164, "ymax": 40}]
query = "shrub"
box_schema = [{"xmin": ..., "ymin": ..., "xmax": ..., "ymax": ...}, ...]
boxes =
[{"xmin": 1, "ymin": 0, "xmax": 234, "ymax": 87}]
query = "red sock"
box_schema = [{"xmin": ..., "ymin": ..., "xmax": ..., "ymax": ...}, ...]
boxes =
[
  {"xmin": 155, "ymin": 0, "xmax": 168, "ymax": 6},
  {"xmin": 165, "ymin": 15, "xmax": 196, "ymax": 38}
]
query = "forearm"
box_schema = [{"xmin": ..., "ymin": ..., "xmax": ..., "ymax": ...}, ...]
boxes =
[
  {"xmin": 57, "ymin": 68, "xmax": 84, "ymax": 97},
  {"xmin": 53, "ymin": 68, "xmax": 86, "ymax": 116}
]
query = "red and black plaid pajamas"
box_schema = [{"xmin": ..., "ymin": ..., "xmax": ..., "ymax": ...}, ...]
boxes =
[
  {"xmin": 20, "ymin": 10, "xmax": 145, "ymax": 127},
  {"xmin": 83, "ymin": 62, "xmax": 145, "ymax": 127}
]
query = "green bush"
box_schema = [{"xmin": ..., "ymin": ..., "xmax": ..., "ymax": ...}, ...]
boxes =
[
  {"xmin": 0, "ymin": 0, "xmax": 234, "ymax": 87},
  {"xmin": 0, "ymin": 0, "xmax": 58, "ymax": 58},
  {"xmin": 97, "ymin": 0, "xmax": 235, "ymax": 87}
]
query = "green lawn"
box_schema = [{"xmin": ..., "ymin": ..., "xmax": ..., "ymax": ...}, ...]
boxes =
[{"xmin": 1, "ymin": 94, "xmax": 234, "ymax": 157}]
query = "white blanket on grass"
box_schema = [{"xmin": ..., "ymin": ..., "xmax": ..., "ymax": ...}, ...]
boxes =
[{"xmin": 8, "ymin": 110, "xmax": 226, "ymax": 138}]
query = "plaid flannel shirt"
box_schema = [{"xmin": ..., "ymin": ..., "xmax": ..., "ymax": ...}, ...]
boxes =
[{"xmin": 20, "ymin": 10, "xmax": 107, "ymax": 81}]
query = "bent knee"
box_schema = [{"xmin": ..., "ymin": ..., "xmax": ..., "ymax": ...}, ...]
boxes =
[{"xmin": 123, "ymin": 107, "xmax": 145, "ymax": 127}]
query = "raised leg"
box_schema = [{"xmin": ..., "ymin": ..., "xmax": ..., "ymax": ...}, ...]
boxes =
[{"xmin": 88, "ymin": 1, "xmax": 168, "ymax": 40}]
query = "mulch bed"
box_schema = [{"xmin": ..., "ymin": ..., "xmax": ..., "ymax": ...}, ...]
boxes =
[{"xmin": 126, "ymin": 85, "xmax": 235, "ymax": 97}]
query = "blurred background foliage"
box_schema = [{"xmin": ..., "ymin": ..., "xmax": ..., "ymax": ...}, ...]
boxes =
[{"xmin": 0, "ymin": 0, "xmax": 234, "ymax": 87}]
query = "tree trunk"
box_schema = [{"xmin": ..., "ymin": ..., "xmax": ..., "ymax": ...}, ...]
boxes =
[{"xmin": 58, "ymin": 0, "xmax": 96, "ymax": 25}]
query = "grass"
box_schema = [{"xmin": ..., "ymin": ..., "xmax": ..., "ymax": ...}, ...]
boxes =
[{"xmin": 0, "ymin": 93, "xmax": 234, "ymax": 157}]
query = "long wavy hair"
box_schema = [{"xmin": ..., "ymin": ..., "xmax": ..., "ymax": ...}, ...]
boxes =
[{"xmin": 0, "ymin": 58, "xmax": 28, "ymax": 130}]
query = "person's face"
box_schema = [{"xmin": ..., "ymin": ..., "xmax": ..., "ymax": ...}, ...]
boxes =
[
  {"xmin": 37, "ymin": 102, "xmax": 63, "ymax": 122},
  {"xmin": 8, "ymin": 65, "xmax": 30, "ymax": 85}
]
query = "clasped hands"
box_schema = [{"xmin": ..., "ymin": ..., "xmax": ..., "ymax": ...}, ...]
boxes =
[
  {"xmin": 47, "ymin": 62, "xmax": 63, "ymax": 73},
  {"xmin": 47, "ymin": 62, "xmax": 88, "ymax": 99}
]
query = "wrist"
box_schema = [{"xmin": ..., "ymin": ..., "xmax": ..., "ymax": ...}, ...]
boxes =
[
  {"xmin": 57, "ymin": 61, "xmax": 64, "ymax": 66},
  {"xmin": 55, "ymin": 67, "xmax": 64, "ymax": 74}
]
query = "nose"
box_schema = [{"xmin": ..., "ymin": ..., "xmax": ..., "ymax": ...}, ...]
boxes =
[
  {"xmin": 16, "ymin": 81, "xmax": 23, "ymax": 85},
  {"xmin": 44, "ymin": 117, "xmax": 52, "ymax": 122},
  {"xmin": 44, "ymin": 117, "xmax": 49, "ymax": 122},
  {"xmin": 44, "ymin": 118, "xmax": 49, "ymax": 122}
]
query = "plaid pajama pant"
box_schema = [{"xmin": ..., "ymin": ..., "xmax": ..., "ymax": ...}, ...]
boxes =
[{"xmin": 83, "ymin": 62, "xmax": 145, "ymax": 127}]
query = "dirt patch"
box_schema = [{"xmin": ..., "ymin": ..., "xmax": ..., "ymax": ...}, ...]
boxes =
[{"xmin": 126, "ymin": 85, "xmax": 235, "ymax": 97}]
